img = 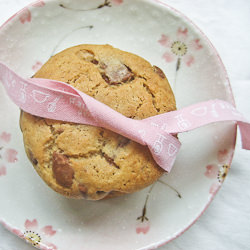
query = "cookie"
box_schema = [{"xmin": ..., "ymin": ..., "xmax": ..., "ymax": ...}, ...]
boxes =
[{"xmin": 20, "ymin": 44, "xmax": 176, "ymax": 200}]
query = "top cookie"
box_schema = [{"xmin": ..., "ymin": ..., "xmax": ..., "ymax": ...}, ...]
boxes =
[{"xmin": 20, "ymin": 44, "xmax": 176, "ymax": 200}]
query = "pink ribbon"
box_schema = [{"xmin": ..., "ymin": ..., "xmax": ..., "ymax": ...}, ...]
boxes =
[{"xmin": 0, "ymin": 62, "xmax": 249, "ymax": 172}]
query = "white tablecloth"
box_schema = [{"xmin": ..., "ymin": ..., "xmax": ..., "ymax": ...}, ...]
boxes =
[{"xmin": 0, "ymin": 0, "xmax": 249, "ymax": 249}]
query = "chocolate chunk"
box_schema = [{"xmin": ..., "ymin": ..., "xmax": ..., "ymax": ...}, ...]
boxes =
[
  {"xmin": 153, "ymin": 66, "xmax": 166, "ymax": 79},
  {"xmin": 100, "ymin": 60, "xmax": 134, "ymax": 85},
  {"xmin": 52, "ymin": 152, "xmax": 74, "ymax": 188},
  {"xmin": 105, "ymin": 64, "xmax": 133, "ymax": 84}
]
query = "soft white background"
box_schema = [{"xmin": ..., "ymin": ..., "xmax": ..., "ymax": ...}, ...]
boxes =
[{"xmin": 0, "ymin": 0, "xmax": 249, "ymax": 249}]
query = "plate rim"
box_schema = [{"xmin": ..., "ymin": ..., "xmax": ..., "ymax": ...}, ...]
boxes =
[{"xmin": 0, "ymin": 0, "xmax": 237, "ymax": 249}]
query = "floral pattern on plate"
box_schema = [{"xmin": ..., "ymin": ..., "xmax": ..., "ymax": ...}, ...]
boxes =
[
  {"xmin": 158, "ymin": 27, "xmax": 203, "ymax": 89},
  {"xmin": 59, "ymin": 0, "xmax": 123, "ymax": 11},
  {"xmin": 0, "ymin": 131, "xmax": 18, "ymax": 177},
  {"xmin": 19, "ymin": 1, "xmax": 45, "ymax": 24},
  {"xmin": 1, "ymin": 219, "xmax": 58, "ymax": 250},
  {"xmin": 205, "ymin": 148, "xmax": 232, "ymax": 195},
  {"xmin": 0, "ymin": 0, "xmax": 235, "ymax": 249},
  {"xmin": 23, "ymin": 219, "xmax": 57, "ymax": 250}
]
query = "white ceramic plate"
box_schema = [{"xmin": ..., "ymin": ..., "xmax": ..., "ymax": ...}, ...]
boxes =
[{"xmin": 0, "ymin": 0, "xmax": 236, "ymax": 249}]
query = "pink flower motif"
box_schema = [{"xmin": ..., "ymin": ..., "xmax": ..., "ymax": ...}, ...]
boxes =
[
  {"xmin": 25, "ymin": 219, "xmax": 38, "ymax": 230},
  {"xmin": 162, "ymin": 51, "xmax": 175, "ymax": 63},
  {"xmin": 190, "ymin": 38, "xmax": 203, "ymax": 50},
  {"xmin": 136, "ymin": 220, "xmax": 150, "ymax": 234},
  {"xmin": 23, "ymin": 219, "xmax": 57, "ymax": 249},
  {"xmin": 32, "ymin": 61, "xmax": 43, "ymax": 72},
  {"xmin": 183, "ymin": 54, "xmax": 195, "ymax": 67},
  {"xmin": 159, "ymin": 34, "xmax": 171, "ymax": 47},
  {"xmin": 111, "ymin": 0, "xmax": 123, "ymax": 5},
  {"xmin": 19, "ymin": 8, "xmax": 31, "ymax": 24},
  {"xmin": 0, "ymin": 132, "xmax": 11, "ymax": 143},
  {"xmin": 0, "ymin": 132, "xmax": 18, "ymax": 177},
  {"xmin": 4, "ymin": 148, "xmax": 18, "ymax": 163},
  {"xmin": 177, "ymin": 27, "xmax": 188, "ymax": 40},
  {"xmin": 0, "ymin": 165, "xmax": 7, "ymax": 176},
  {"xmin": 204, "ymin": 164, "xmax": 219, "ymax": 179},
  {"xmin": 217, "ymin": 149, "xmax": 230, "ymax": 164},
  {"xmin": 32, "ymin": 1, "xmax": 45, "ymax": 7},
  {"xmin": 41, "ymin": 226, "xmax": 56, "ymax": 236},
  {"xmin": 158, "ymin": 27, "xmax": 203, "ymax": 67}
]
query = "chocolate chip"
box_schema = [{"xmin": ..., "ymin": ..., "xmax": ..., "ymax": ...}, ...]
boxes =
[
  {"xmin": 57, "ymin": 128, "xmax": 64, "ymax": 134},
  {"xmin": 33, "ymin": 158, "xmax": 38, "ymax": 165},
  {"xmin": 28, "ymin": 149, "xmax": 38, "ymax": 165},
  {"xmin": 52, "ymin": 152, "xmax": 74, "ymax": 188},
  {"xmin": 99, "ymin": 62, "xmax": 107, "ymax": 69},
  {"xmin": 101, "ymin": 73, "xmax": 110, "ymax": 84},
  {"xmin": 91, "ymin": 59, "xmax": 99, "ymax": 65},
  {"xmin": 124, "ymin": 75, "xmax": 134, "ymax": 82},
  {"xmin": 79, "ymin": 184, "xmax": 88, "ymax": 193},
  {"xmin": 78, "ymin": 184, "xmax": 88, "ymax": 198},
  {"xmin": 96, "ymin": 191, "xmax": 106, "ymax": 195},
  {"xmin": 121, "ymin": 69, "xmax": 133, "ymax": 83},
  {"xmin": 153, "ymin": 66, "xmax": 166, "ymax": 79},
  {"xmin": 101, "ymin": 151, "xmax": 120, "ymax": 169},
  {"xmin": 96, "ymin": 191, "xmax": 108, "ymax": 198},
  {"xmin": 117, "ymin": 138, "xmax": 130, "ymax": 148},
  {"xmin": 103, "ymin": 154, "xmax": 115, "ymax": 165}
]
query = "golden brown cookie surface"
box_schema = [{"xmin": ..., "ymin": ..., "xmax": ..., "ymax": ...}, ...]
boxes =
[{"xmin": 20, "ymin": 44, "xmax": 176, "ymax": 200}]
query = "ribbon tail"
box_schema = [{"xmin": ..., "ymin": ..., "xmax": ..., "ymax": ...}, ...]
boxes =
[
  {"xmin": 148, "ymin": 147, "xmax": 179, "ymax": 173},
  {"xmin": 238, "ymin": 121, "xmax": 250, "ymax": 150},
  {"xmin": 146, "ymin": 134, "xmax": 181, "ymax": 173}
]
